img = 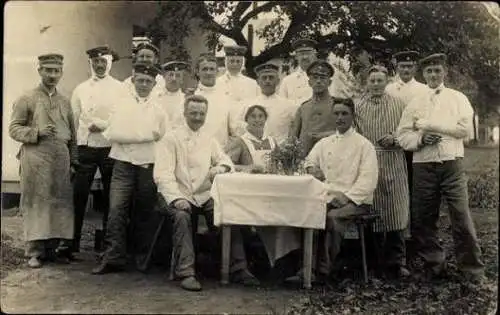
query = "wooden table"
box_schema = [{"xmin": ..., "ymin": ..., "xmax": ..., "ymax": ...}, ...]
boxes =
[{"xmin": 210, "ymin": 173, "xmax": 327, "ymax": 289}]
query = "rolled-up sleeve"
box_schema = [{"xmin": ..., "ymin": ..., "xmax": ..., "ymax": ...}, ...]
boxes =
[
  {"xmin": 153, "ymin": 135, "xmax": 185, "ymax": 204},
  {"xmin": 345, "ymin": 142, "xmax": 378, "ymax": 205},
  {"xmin": 9, "ymin": 95, "xmax": 38, "ymax": 144}
]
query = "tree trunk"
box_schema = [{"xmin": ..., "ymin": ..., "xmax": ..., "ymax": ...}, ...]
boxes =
[
  {"xmin": 244, "ymin": 55, "xmax": 257, "ymax": 79},
  {"xmin": 473, "ymin": 110, "xmax": 478, "ymax": 142}
]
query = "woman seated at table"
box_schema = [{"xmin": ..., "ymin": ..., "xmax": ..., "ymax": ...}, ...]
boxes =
[
  {"xmin": 303, "ymin": 97, "xmax": 379, "ymax": 281},
  {"xmin": 225, "ymin": 104, "xmax": 301, "ymax": 270},
  {"xmin": 225, "ymin": 104, "xmax": 277, "ymax": 173}
]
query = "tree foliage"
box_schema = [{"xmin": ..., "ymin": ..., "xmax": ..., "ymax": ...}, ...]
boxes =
[{"xmin": 147, "ymin": 1, "xmax": 500, "ymax": 117}]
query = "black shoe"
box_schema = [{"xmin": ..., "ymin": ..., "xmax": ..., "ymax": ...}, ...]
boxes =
[
  {"xmin": 385, "ymin": 265, "xmax": 411, "ymax": 279},
  {"xmin": 91, "ymin": 262, "xmax": 125, "ymax": 275},
  {"xmin": 316, "ymin": 272, "xmax": 330, "ymax": 285},
  {"xmin": 230, "ymin": 269, "xmax": 260, "ymax": 287},
  {"xmin": 66, "ymin": 252, "xmax": 84, "ymax": 262},
  {"xmin": 54, "ymin": 255, "xmax": 71, "ymax": 264},
  {"xmin": 134, "ymin": 254, "xmax": 149, "ymax": 272},
  {"xmin": 54, "ymin": 247, "xmax": 73, "ymax": 264}
]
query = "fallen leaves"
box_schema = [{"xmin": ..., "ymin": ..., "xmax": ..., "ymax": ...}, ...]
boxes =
[{"xmin": 285, "ymin": 207, "xmax": 498, "ymax": 315}]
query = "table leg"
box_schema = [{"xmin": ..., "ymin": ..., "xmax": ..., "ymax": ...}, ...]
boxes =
[
  {"xmin": 221, "ymin": 225, "xmax": 231, "ymax": 285},
  {"xmin": 303, "ymin": 228, "xmax": 314, "ymax": 289},
  {"xmin": 358, "ymin": 223, "xmax": 368, "ymax": 283}
]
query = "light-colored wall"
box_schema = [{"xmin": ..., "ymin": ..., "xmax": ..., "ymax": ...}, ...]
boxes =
[
  {"xmin": 3, "ymin": 1, "xmax": 133, "ymax": 184},
  {"xmin": 3, "ymin": 1, "xmax": 210, "ymax": 187}
]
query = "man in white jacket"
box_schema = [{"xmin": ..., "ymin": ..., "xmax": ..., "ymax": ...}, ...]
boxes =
[
  {"xmin": 156, "ymin": 60, "xmax": 190, "ymax": 129},
  {"xmin": 154, "ymin": 94, "xmax": 259, "ymax": 291},
  {"xmin": 123, "ymin": 42, "xmax": 165, "ymax": 98},
  {"xmin": 237, "ymin": 62, "xmax": 297, "ymax": 145},
  {"xmin": 216, "ymin": 45, "xmax": 260, "ymax": 104},
  {"xmin": 92, "ymin": 63, "xmax": 167, "ymax": 275},
  {"xmin": 71, "ymin": 45, "xmax": 124, "ymax": 256},
  {"xmin": 193, "ymin": 53, "xmax": 243, "ymax": 147}
]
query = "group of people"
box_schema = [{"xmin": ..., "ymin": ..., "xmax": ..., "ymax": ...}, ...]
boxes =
[{"xmin": 9, "ymin": 36, "xmax": 485, "ymax": 292}]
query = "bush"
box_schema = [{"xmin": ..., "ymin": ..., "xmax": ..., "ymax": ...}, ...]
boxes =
[{"xmin": 468, "ymin": 166, "xmax": 499, "ymax": 210}]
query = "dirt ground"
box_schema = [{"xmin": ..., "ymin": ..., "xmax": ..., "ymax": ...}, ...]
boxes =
[
  {"xmin": 1, "ymin": 206, "xmax": 497, "ymax": 314},
  {"xmin": 1, "ymin": 147, "xmax": 498, "ymax": 314},
  {"xmin": 1, "ymin": 208, "xmax": 303, "ymax": 314}
]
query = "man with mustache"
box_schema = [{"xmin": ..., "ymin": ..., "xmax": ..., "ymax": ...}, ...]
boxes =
[
  {"xmin": 397, "ymin": 53, "xmax": 484, "ymax": 284},
  {"xmin": 236, "ymin": 62, "xmax": 297, "ymax": 145},
  {"xmin": 217, "ymin": 45, "xmax": 260, "ymax": 104},
  {"xmin": 71, "ymin": 45, "xmax": 124, "ymax": 257},
  {"xmin": 289, "ymin": 60, "xmax": 338, "ymax": 157},
  {"xmin": 385, "ymin": 51, "xmax": 429, "ymax": 239},
  {"xmin": 386, "ymin": 51, "xmax": 428, "ymax": 105},
  {"xmin": 9, "ymin": 53, "xmax": 78, "ymax": 268},
  {"xmin": 92, "ymin": 63, "xmax": 167, "ymax": 275},
  {"xmin": 154, "ymin": 94, "xmax": 259, "ymax": 291},
  {"xmin": 156, "ymin": 60, "xmax": 190, "ymax": 130},
  {"xmin": 279, "ymin": 38, "xmax": 347, "ymax": 107},
  {"xmin": 193, "ymin": 53, "xmax": 243, "ymax": 147},
  {"xmin": 123, "ymin": 42, "xmax": 165, "ymax": 98}
]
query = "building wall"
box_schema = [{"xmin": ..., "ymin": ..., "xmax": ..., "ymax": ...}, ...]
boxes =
[
  {"xmin": 2, "ymin": 1, "xmax": 133, "ymax": 185},
  {"xmin": 3, "ymin": 1, "xmax": 209, "ymax": 189}
]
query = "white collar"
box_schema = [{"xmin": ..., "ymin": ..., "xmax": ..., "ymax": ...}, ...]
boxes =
[
  {"xmin": 429, "ymin": 83, "xmax": 445, "ymax": 94},
  {"xmin": 92, "ymin": 75, "xmax": 110, "ymax": 83},
  {"xmin": 296, "ymin": 68, "xmax": 307, "ymax": 77},
  {"xmin": 334, "ymin": 127, "xmax": 354, "ymax": 139},
  {"xmin": 225, "ymin": 71, "xmax": 241, "ymax": 79},
  {"xmin": 198, "ymin": 83, "xmax": 217, "ymax": 93},
  {"xmin": 258, "ymin": 93, "xmax": 277, "ymax": 99},
  {"xmin": 181, "ymin": 121, "xmax": 202, "ymax": 138},
  {"xmin": 136, "ymin": 96, "xmax": 149, "ymax": 103},
  {"xmin": 242, "ymin": 130, "xmax": 270, "ymax": 143},
  {"xmin": 133, "ymin": 90, "xmax": 151, "ymax": 103},
  {"xmin": 160, "ymin": 88, "xmax": 181, "ymax": 96},
  {"xmin": 396, "ymin": 76, "xmax": 416, "ymax": 86}
]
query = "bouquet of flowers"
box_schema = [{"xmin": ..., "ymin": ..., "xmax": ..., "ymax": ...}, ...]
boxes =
[{"xmin": 266, "ymin": 137, "xmax": 306, "ymax": 175}]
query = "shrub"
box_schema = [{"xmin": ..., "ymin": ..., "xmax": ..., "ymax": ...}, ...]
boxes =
[{"xmin": 468, "ymin": 166, "xmax": 499, "ymax": 210}]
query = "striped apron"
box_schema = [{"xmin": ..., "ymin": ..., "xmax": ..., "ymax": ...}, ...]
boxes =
[{"xmin": 355, "ymin": 94, "xmax": 410, "ymax": 232}]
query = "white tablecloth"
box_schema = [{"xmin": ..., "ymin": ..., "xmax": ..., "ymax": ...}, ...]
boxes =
[
  {"xmin": 211, "ymin": 173, "xmax": 327, "ymax": 265},
  {"xmin": 211, "ymin": 173, "xmax": 328, "ymax": 229}
]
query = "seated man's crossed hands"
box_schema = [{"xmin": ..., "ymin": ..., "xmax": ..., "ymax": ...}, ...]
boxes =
[
  {"xmin": 328, "ymin": 190, "xmax": 352, "ymax": 209},
  {"xmin": 208, "ymin": 165, "xmax": 231, "ymax": 181},
  {"xmin": 173, "ymin": 199, "xmax": 192, "ymax": 213},
  {"xmin": 306, "ymin": 166, "xmax": 353, "ymax": 209},
  {"xmin": 306, "ymin": 165, "xmax": 325, "ymax": 182}
]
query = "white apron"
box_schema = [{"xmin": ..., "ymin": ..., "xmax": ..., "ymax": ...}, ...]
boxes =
[{"xmin": 240, "ymin": 133, "xmax": 302, "ymax": 266}]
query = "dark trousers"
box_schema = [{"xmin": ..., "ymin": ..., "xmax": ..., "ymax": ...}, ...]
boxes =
[
  {"xmin": 157, "ymin": 195, "xmax": 248, "ymax": 279},
  {"xmin": 404, "ymin": 151, "xmax": 413, "ymax": 237},
  {"xmin": 72, "ymin": 146, "xmax": 114, "ymax": 252},
  {"xmin": 373, "ymin": 230, "xmax": 406, "ymax": 268},
  {"xmin": 412, "ymin": 159, "xmax": 484, "ymax": 274},
  {"xmin": 317, "ymin": 203, "xmax": 370, "ymax": 275},
  {"xmin": 101, "ymin": 160, "xmax": 158, "ymax": 266}
]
